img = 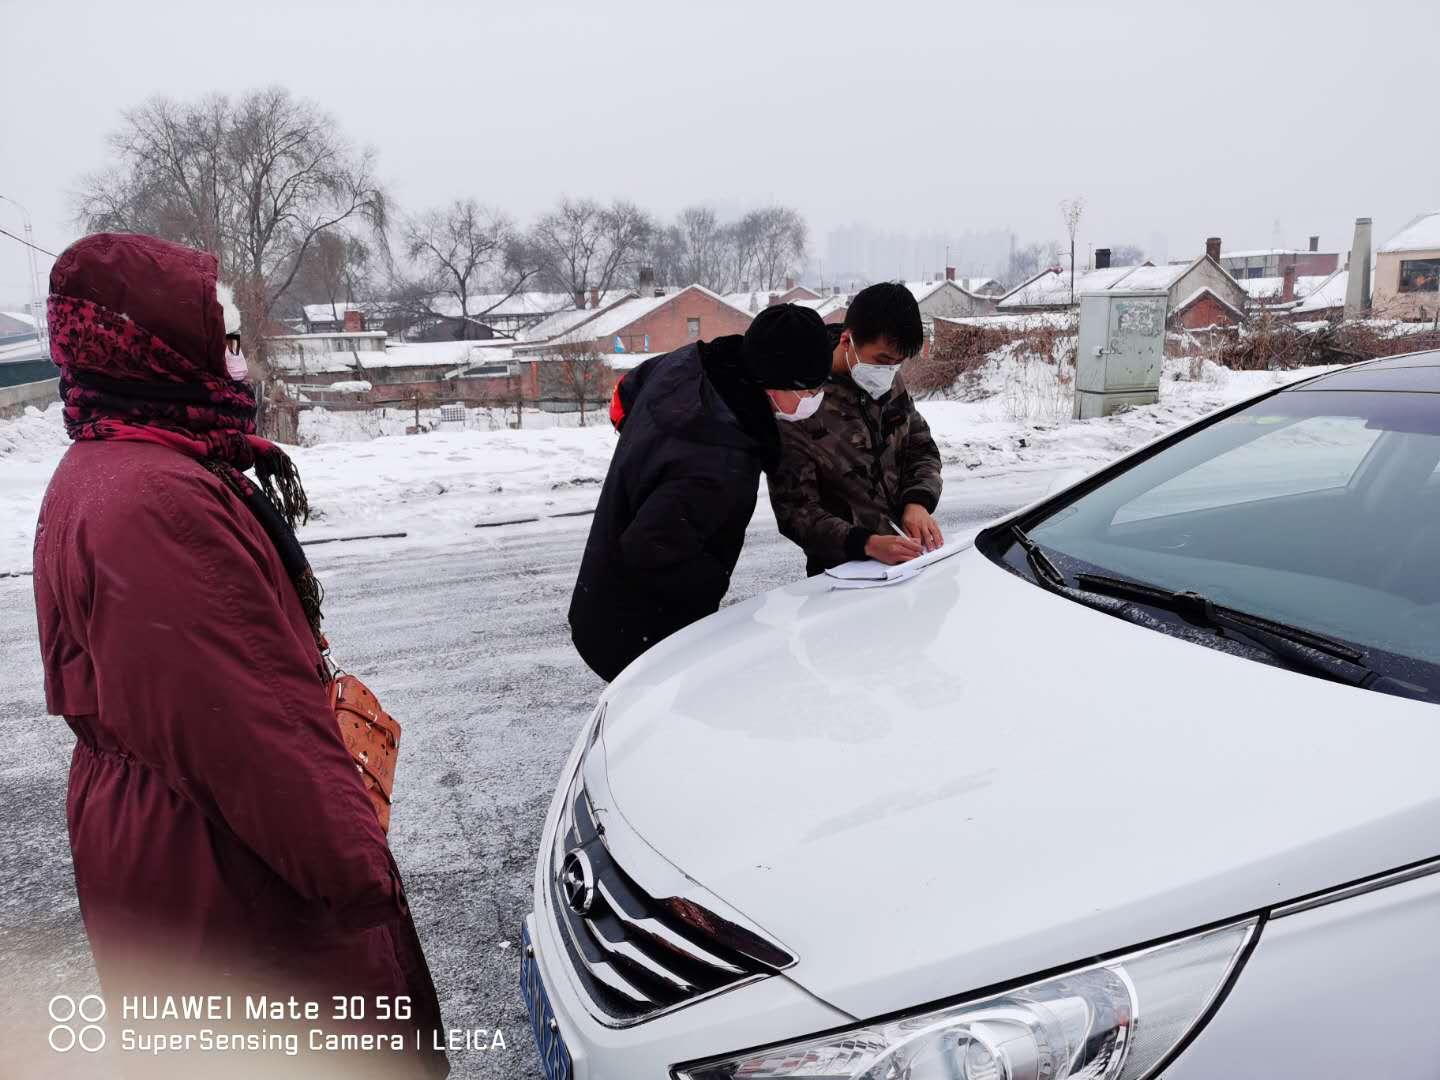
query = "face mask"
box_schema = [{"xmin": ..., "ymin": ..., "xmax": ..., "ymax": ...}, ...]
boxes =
[
  {"xmin": 849, "ymin": 341, "xmax": 899, "ymax": 399},
  {"xmin": 225, "ymin": 341, "xmax": 249, "ymax": 381},
  {"xmin": 774, "ymin": 390, "xmax": 824, "ymax": 423}
]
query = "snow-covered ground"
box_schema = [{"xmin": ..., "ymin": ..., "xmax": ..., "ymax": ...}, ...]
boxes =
[{"xmin": 0, "ymin": 360, "xmax": 1329, "ymax": 574}]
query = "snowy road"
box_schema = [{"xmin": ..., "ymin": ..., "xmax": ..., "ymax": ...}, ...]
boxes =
[{"xmin": 0, "ymin": 469, "xmax": 1056, "ymax": 1079}]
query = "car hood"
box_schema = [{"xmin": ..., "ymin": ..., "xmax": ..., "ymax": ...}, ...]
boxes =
[{"xmin": 598, "ymin": 545, "xmax": 1440, "ymax": 1020}]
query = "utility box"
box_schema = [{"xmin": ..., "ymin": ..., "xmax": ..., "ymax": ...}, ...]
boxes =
[{"xmin": 1073, "ymin": 290, "xmax": 1168, "ymax": 419}]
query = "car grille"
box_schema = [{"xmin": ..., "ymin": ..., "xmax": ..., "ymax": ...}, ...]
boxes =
[{"xmin": 547, "ymin": 765, "xmax": 794, "ymax": 1023}]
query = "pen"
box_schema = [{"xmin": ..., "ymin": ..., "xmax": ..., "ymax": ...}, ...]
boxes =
[{"xmin": 886, "ymin": 517, "xmax": 929, "ymax": 554}]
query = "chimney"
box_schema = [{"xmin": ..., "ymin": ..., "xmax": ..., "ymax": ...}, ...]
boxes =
[
  {"xmin": 574, "ymin": 289, "xmax": 586, "ymax": 310},
  {"xmin": 589, "ymin": 287, "xmax": 600, "ymax": 309},
  {"xmin": 1094, "ymin": 248, "xmax": 1112, "ymax": 270},
  {"xmin": 784, "ymin": 276, "xmax": 795, "ymax": 292},
  {"xmin": 1344, "ymin": 217, "xmax": 1373, "ymax": 318},
  {"xmin": 1205, "ymin": 237, "xmax": 1222, "ymax": 262},
  {"xmin": 1309, "ymin": 235, "xmax": 1320, "ymax": 253},
  {"xmin": 945, "ymin": 266, "xmax": 956, "ymax": 281},
  {"xmin": 343, "ymin": 309, "xmax": 364, "ymax": 333},
  {"xmin": 1282, "ymin": 266, "xmax": 1297, "ymax": 303},
  {"xmin": 638, "ymin": 266, "xmax": 655, "ymax": 294},
  {"xmin": 767, "ymin": 292, "xmax": 781, "ymax": 307}
]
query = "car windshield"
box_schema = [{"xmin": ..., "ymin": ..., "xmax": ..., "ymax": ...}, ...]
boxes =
[{"xmin": 1013, "ymin": 387, "xmax": 1440, "ymax": 698}]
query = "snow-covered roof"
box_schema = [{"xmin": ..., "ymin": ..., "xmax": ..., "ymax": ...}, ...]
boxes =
[
  {"xmin": 1108, "ymin": 263, "xmax": 1190, "ymax": 290},
  {"xmin": 1291, "ymin": 270, "xmax": 1349, "ymax": 313},
  {"xmin": 998, "ymin": 266, "xmax": 1134, "ymax": 308},
  {"xmin": 904, "ymin": 278, "xmax": 998, "ymax": 304},
  {"xmin": 301, "ymin": 301, "xmax": 398, "ymax": 324},
  {"xmin": 1, "ymin": 310, "xmax": 37, "ymax": 327},
  {"xmin": 998, "ymin": 257, "xmax": 1229, "ymax": 309},
  {"xmin": 1220, "ymin": 248, "xmax": 1332, "ymax": 260},
  {"xmin": 518, "ymin": 291, "xmax": 634, "ymax": 342},
  {"xmin": 557, "ymin": 285, "xmax": 752, "ymax": 344},
  {"xmin": 960, "ymin": 277, "xmax": 1005, "ymax": 296},
  {"xmin": 1239, "ymin": 275, "xmax": 1330, "ymax": 301},
  {"xmin": 792, "ymin": 295, "xmax": 848, "ymax": 318},
  {"xmin": 427, "ymin": 291, "xmax": 584, "ymax": 321},
  {"xmin": 272, "ymin": 339, "xmax": 512, "ymax": 375},
  {"xmin": 1378, "ymin": 211, "xmax": 1440, "ymax": 254},
  {"xmin": 607, "ymin": 352, "xmax": 660, "ymax": 372}
]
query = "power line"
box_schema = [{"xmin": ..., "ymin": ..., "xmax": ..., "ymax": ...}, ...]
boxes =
[{"xmin": 0, "ymin": 225, "xmax": 56, "ymax": 259}]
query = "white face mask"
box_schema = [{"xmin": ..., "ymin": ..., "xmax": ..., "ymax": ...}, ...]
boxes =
[
  {"xmin": 225, "ymin": 341, "xmax": 249, "ymax": 381},
  {"xmin": 774, "ymin": 389, "xmax": 824, "ymax": 423},
  {"xmin": 849, "ymin": 341, "xmax": 899, "ymax": 399}
]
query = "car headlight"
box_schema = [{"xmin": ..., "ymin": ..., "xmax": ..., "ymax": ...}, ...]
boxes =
[{"xmin": 675, "ymin": 918, "xmax": 1257, "ymax": 1080}]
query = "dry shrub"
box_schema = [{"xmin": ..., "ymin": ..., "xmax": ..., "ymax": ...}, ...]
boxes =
[
  {"xmin": 1212, "ymin": 313, "xmax": 1440, "ymax": 371},
  {"xmin": 907, "ymin": 320, "xmax": 1074, "ymax": 401}
]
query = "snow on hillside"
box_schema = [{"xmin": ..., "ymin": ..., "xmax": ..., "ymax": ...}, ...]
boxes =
[{"xmin": 0, "ymin": 362, "xmax": 1331, "ymax": 573}]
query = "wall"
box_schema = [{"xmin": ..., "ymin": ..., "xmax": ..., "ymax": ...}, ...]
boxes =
[
  {"xmin": 268, "ymin": 331, "xmax": 388, "ymax": 358},
  {"xmin": 1176, "ymin": 293, "xmax": 1241, "ymax": 330},
  {"xmin": 1168, "ymin": 260, "xmax": 1248, "ymax": 314},
  {"xmin": 918, "ymin": 283, "xmax": 999, "ymax": 321},
  {"xmin": 1373, "ymin": 249, "xmax": 1440, "ymax": 320},
  {"xmin": 0, "ymin": 377, "xmax": 60, "ymax": 418},
  {"xmin": 602, "ymin": 290, "xmax": 752, "ymax": 355}
]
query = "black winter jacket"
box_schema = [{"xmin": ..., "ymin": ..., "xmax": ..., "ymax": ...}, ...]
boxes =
[{"xmin": 569, "ymin": 340, "xmax": 771, "ymax": 681}]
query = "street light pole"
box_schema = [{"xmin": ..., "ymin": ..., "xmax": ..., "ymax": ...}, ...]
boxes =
[{"xmin": 0, "ymin": 194, "xmax": 46, "ymax": 345}]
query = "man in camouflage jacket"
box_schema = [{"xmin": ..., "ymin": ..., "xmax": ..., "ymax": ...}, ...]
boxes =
[{"xmin": 770, "ymin": 283, "xmax": 945, "ymax": 576}]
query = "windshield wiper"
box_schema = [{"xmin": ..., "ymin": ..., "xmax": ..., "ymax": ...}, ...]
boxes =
[
  {"xmin": 1010, "ymin": 525, "xmax": 1066, "ymax": 590},
  {"xmin": 1073, "ymin": 572, "xmax": 1379, "ymax": 688}
]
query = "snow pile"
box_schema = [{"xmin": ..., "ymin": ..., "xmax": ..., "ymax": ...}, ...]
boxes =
[
  {"xmin": 916, "ymin": 361, "xmax": 1333, "ymax": 480},
  {"xmin": 0, "ymin": 403, "xmax": 68, "ymax": 460},
  {"xmin": 298, "ymin": 405, "xmax": 601, "ymax": 444}
]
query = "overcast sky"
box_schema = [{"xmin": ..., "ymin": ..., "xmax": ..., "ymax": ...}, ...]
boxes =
[{"xmin": 2, "ymin": 0, "xmax": 1437, "ymax": 304}]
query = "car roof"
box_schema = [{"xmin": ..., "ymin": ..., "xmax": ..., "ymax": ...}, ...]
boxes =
[{"xmin": 1283, "ymin": 348, "xmax": 1440, "ymax": 394}]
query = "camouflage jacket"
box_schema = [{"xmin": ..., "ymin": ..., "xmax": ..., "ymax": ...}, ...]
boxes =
[{"xmin": 769, "ymin": 370, "xmax": 943, "ymax": 574}]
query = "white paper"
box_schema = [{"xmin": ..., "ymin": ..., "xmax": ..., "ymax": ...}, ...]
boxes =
[{"xmin": 824, "ymin": 539, "xmax": 967, "ymax": 589}]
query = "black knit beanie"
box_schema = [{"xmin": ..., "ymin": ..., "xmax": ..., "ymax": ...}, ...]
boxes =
[{"xmin": 741, "ymin": 303, "xmax": 832, "ymax": 390}]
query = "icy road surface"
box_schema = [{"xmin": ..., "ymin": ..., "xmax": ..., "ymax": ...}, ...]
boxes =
[{"xmin": 0, "ymin": 470, "xmax": 1055, "ymax": 1078}]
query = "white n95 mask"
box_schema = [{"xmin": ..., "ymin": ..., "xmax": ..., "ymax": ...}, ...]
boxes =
[
  {"xmin": 775, "ymin": 390, "xmax": 824, "ymax": 423},
  {"xmin": 849, "ymin": 342, "xmax": 899, "ymax": 398}
]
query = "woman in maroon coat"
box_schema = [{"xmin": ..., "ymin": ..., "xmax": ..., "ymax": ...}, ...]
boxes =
[{"xmin": 32, "ymin": 233, "xmax": 448, "ymax": 1076}]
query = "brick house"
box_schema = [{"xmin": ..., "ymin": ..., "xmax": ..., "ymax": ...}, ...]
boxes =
[
  {"xmin": 1172, "ymin": 287, "xmax": 1246, "ymax": 330},
  {"xmin": 1220, "ymin": 237, "xmax": 1340, "ymax": 281},
  {"xmin": 510, "ymin": 285, "xmax": 755, "ymax": 407}
]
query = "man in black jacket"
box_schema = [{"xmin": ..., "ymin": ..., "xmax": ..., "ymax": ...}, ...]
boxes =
[{"xmin": 569, "ymin": 305, "xmax": 832, "ymax": 681}]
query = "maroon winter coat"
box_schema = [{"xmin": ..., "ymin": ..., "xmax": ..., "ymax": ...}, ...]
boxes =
[{"xmin": 33, "ymin": 241, "xmax": 448, "ymax": 1076}]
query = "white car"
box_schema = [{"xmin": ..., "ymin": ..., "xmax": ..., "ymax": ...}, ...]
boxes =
[{"xmin": 522, "ymin": 352, "xmax": 1440, "ymax": 1079}]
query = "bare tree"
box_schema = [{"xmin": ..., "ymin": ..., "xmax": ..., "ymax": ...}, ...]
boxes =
[
  {"xmin": 397, "ymin": 199, "xmax": 534, "ymax": 340},
  {"xmin": 549, "ymin": 335, "xmax": 610, "ymax": 426},
  {"xmin": 736, "ymin": 206, "xmax": 807, "ymax": 291},
  {"xmin": 1110, "ymin": 243, "xmax": 1146, "ymax": 267},
  {"xmin": 1060, "ymin": 197, "xmax": 1085, "ymax": 303},
  {"xmin": 675, "ymin": 206, "xmax": 738, "ymax": 291},
  {"xmin": 526, "ymin": 198, "xmax": 654, "ymax": 301},
  {"xmin": 77, "ymin": 87, "xmax": 387, "ymax": 366},
  {"xmin": 292, "ymin": 229, "xmax": 373, "ymax": 315}
]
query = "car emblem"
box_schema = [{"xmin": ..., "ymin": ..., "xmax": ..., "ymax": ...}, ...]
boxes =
[{"xmin": 560, "ymin": 849, "xmax": 595, "ymax": 916}]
